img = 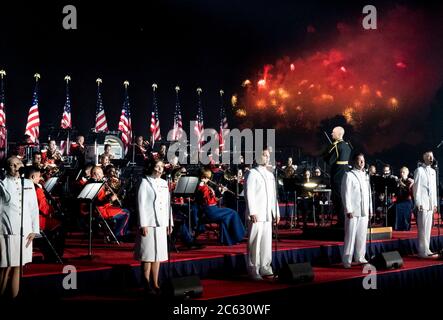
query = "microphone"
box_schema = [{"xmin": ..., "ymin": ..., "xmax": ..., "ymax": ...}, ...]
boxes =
[
  {"xmin": 437, "ymin": 141, "xmax": 443, "ymax": 148},
  {"xmin": 18, "ymin": 167, "xmax": 26, "ymax": 178}
]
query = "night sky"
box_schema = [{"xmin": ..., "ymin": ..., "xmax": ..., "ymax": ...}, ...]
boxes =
[{"xmin": 1, "ymin": 0, "xmax": 442, "ymax": 168}]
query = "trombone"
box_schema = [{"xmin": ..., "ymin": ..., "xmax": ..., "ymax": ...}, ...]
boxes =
[{"xmin": 103, "ymin": 178, "xmax": 123, "ymax": 207}]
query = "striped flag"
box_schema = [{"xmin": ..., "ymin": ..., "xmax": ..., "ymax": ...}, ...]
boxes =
[
  {"xmin": 0, "ymin": 70, "xmax": 6, "ymax": 149},
  {"xmin": 60, "ymin": 76, "xmax": 72, "ymax": 129},
  {"xmin": 194, "ymin": 88, "xmax": 204, "ymax": 150},
  {"xmin": 219, "ymin": 90, "xmax": 228, "ymax": 152},
  {"xmin": 172, "ymin": 86, "xmax": 183, "ymax": 140},
  {"xmin": 150, "ymin": 84, "xmax": 161, "ymax": 146},
  {"xmin": 95, "ymin": 78, "xmax": 108, "ymax": 132},
  {"xmin": 25, "ymin": 74, "xmax": 41, "ymax": 144},
  {"xmin": 60, "ymin": 76, "xmax": 72, "ymax": 155},
  {"xmin": 118, "ymin": 81, "xmax": 132, "ymax": 155}
]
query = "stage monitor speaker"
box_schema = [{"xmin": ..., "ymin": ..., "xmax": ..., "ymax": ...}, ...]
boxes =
[
  {"xmin": 370, "ymin": 251, "xmax": 403, "ymax": 270},
  {"xmin": 165, "ymin": 276, "xmax": 203, "ymax": 298},
  {"xmin": 279, "ymin": 262, "xmax": 314, "ymax": 284}
]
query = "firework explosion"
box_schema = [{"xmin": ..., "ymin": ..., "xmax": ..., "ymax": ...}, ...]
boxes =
[{"xmin": 235, "ymin": 6, "xmax": 443, "ymax": 154}]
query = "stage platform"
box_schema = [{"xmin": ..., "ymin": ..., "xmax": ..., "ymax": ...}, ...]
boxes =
[{"xmin": 21, "ymin": 226, "xmax": 443, "ymax": 301}]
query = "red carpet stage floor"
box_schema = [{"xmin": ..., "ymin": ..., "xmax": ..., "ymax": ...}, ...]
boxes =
[{"xmin": 21, "ymin": 226, "xmax": 443, "ymax": 300}]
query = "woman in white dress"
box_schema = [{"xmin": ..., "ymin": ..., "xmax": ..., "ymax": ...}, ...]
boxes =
[
  {"xmin": 0, "ymin": 156, "xmax": 39, "ymax": 299},
  {"xmin": 134, "ymin": 159, "xmax": 173, "ymax": 293}
]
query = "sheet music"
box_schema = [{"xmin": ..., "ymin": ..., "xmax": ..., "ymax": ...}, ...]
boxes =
[
  {"xmin": 44, "ymin": 177, "xmax": 58, "ymax": 193},
  {"xmin": 174, "ymin": 176, "xmax": 199, "ymax": 195},
  {"xmin": 77, "ymin": 182, "xmax": 103, "ymax": 200}
]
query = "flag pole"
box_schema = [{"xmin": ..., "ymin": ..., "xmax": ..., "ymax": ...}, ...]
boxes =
[
  {"xmin": 94, "ymin": 78, "xmax": 103, "ymax": 163},
  {"xmin": 197, "ymin": 88, "xmax": 203, "ymax": 156},
  {"xmin": 151, "ymin": 83, "xmax": 158, "ymax": 146},
  {"xmin": 174, "ymin": 86, "xmax": 180, "ymax": 141},
  {"xmin": 123, "ymin": 81, "xmax": 130, "ymax": 157},
  {"xmin": 34, "ymin": 73, "xmax": 40, "ymax": 145},
  {"xmin": 64, "ymin": 75, "xmax": 71, "ymax": 156},
  {"xmin": 95, "ymin": 78, "xmax": 102, "ymax": 134},
  {"xmin": 219, "ymin": 89, "xmax": 224, "ymax": 161},
  {"xmin": 0, "ymin": 70, "xmax": 7, "ymax": 158}
]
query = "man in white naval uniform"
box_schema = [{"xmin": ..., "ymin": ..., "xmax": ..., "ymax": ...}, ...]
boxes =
[
  {"xmin": 0, "ymin": 156, "xmax": 39, "ymax": 299},
  {"xmin": 245, "ymin": 149, "xmax": 280, "ymax": 280},
  {"xmin": 341, "ymin": 153, "xmax": 372, "ymax": 268},
  {"xmin": 413, "ymin": 151, "xmax": 437, "ymax": 258}
]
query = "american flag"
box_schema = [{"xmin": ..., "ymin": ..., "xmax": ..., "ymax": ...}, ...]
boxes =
[
  {"xmin": 150, "ymin": 84, "xmax": 161, "ymax": 146},
  {"xmin": 60, "ymin": 79, "xmax": 72, "ymax": 129},
  {"xmin": 172, "ymin": 86, "xmax": 183, "ymax": 140},
  {"xmin": 60, "ymin": 77, "xmax": 72, "ymax": 155},
  {"xmin": 0, "ymin": 71, "xmax": 6, "ymax": 149},
  {"xmin": 194, "ymin": 88, "xmax": 204, "ymax": 149},
  {"xmin": 95, "ymin": 79, "xmax": 108, "ymax": 132},
  {"xmin": 25, "ymin": 78, "xmax": 40, "ymax": 144},
  {"xmin": 118, "ymin": 82, "xmax": 132, "ymax": 155},
  {"xmin": 219, "ymin": 90, "xmax": 228, "ymax": 152}
]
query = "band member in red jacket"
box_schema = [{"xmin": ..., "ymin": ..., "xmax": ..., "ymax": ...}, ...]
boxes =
[
  {"xmin": 196, "ymin": 168, "xmax": 245, "ymax": 246},
  {"xmin": 88, "ymin": 166, "xmax": 130, "ymax": 240},
  {"xmin": 25, "ymin": 167, "xmax": 65, "ymax": 261}
]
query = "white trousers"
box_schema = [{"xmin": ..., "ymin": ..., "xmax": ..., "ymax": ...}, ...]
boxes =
[
  {"xmin": 343, "ymin": 216, "xmax": 368, "ymax": 265},
  {"xmin": 417, "ymin": 210, "xmax": 433, "ymax": 257},
  {"xmin": 247, "ymin": 221, "xmax": 273, "ymax": 276}
]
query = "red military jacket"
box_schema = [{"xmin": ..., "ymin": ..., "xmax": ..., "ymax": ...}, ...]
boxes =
[
  {"xmin": 197, "ymin": 184, "xmax": 218, "ymax": 206},
  {"xmin": 35, "ymin": 184, "xmax": 60, "ymax": 231}
]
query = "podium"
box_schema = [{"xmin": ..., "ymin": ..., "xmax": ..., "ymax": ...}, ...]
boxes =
[
  {"xmin": 173, "ymin": 176, "xmax": 199, "ymax": 235},
  {"xmin": 77, "ymin": 182, "xmax": 119, "ymax": 258}
]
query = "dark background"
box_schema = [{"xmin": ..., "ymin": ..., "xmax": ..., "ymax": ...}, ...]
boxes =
[{"xmin": 1, "ymin": 0, "xmax": 442, "ymax": 169}]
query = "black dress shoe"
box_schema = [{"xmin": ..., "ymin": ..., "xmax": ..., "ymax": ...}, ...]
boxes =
[{"xmin": 143, "ymin": 286, "xmax": 156, "ymax": 296}]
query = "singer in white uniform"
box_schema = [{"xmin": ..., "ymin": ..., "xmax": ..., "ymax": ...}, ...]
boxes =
[
  {"xmin": 0, "ymin": 156, "xmax": 39, "ymax": 299},
  {"xmin": 341, "ymin": 153, "xmax": 372, "ymax": 268},
  {"xmin": 245, "ymin": 149, "xmax": 280, "ymax": 280},
  {"xmin": 134, "ymin": 159, "xmax": 173, "ymax": 293},
  {"xmin": 413, "ymin": 151, "xmax": 437, "ymax": 258}
]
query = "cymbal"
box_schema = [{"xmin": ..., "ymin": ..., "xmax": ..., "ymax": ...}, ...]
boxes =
[{"xmin": 303, "ymin": 182, "xmax": 318, "ymax": 189}]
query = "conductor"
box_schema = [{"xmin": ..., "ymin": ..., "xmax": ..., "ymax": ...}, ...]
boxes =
[{"xmin": 323, "ymin": 126, "xmax": 352, "ymax": 227}]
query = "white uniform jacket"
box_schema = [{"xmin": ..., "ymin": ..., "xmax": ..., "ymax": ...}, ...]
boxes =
[
  {"xmin": 0, "ymin": 177, "xmax": 39, "ymax": 236},
  {"xmin": 245, "ymin": 166, "xmax": 280, "ymax": 222},
  {"xmin": 413, "ymin": 164, "xmax": 437, "ymax": 212},
  {"xmin": 137, "ymin": 176, "xmax": 173, "ymax": 228},
  {"xmin": 341, "ymin": 169, "xmax": 373, "ymax": 217}
]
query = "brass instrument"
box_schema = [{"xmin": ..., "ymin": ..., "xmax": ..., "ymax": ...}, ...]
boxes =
[
  {"xmin": 103, "ymin": 178, "xmax": 122, "ymax": 207},
  {"xmin": 283, "ymin": 165, "xmax": 296, "ymax": 178},
  {"xmin": 223, "ymin": 169, "xmax": 237, "ymax": 181},
  {"xmin": 47, "ymin": 149, "xmax": 62, "ymax": 162}
]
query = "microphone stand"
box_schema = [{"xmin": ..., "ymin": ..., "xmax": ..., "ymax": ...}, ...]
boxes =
[
  {"xmin": 235, "ymin": 165, "xmax": 240, "ymax": 215},
  {"xmin": 368, "ymin": 185, "xmax": 376, "ymax": 261},
  {"xmin": 433, "ymin": 160, "xmax": 443, "ymax": 258},
  {"xmin": 384, "ymin": 186, "xmax": 388, "ymax": 227},
  {"xmin": 273, "ymin": 166, "xmax": 280, "ymax": 279},
  {"xmin": 166, "ymin": 174, "xmax": 174, "ymax": 284},
  {"xmin": 19, "ymin": 173, "xmax": 25, "ymax": 282},
  {"xmin": 166, "ymin": 174, "xmax": 178, "ymax": 254}
]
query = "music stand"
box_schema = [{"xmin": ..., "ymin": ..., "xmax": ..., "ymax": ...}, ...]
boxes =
[
  {"xmin": 44, "ymin": 177, "xmax": 59, "ymax": 194},
  {"xmin": 174, "ymin": 176, "xmax": 199, "ymax": 235},
  {"xmin": 77, "ymin": 182, "xmax": 106, "ymax": 258},
  {"xmin": 41, "ymin": 177, "xmax": 64, "ymax": 263},
  {"xmin": 38, "ymin": 231, "xmax": 64, "ymax": 264},
  {"xmin": 283, "ymin": 178, "xmax": 298, "ymax": 228}
]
